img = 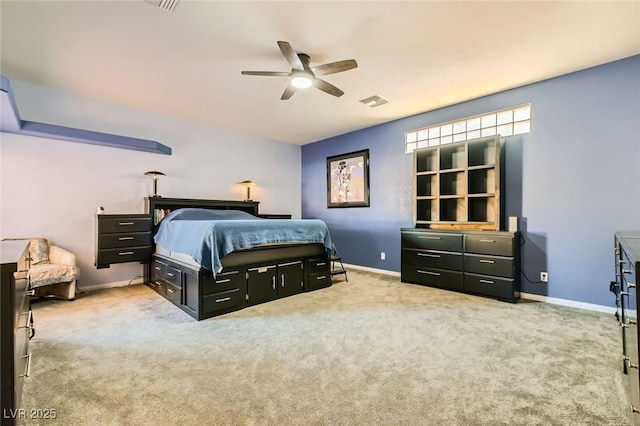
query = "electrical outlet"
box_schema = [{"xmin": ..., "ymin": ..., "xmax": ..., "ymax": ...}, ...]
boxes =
[
  {"xmin": 540, "ymin": 272, "xmax": 549, "ymax": 283},
  {"xmin": 380, "ymin": 252, "xmax": 386, "ymax": 260}
]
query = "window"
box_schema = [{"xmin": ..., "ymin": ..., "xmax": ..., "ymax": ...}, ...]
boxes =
[{"xmin": 404, "ymin": 104, "xmax": 531, "ymax": 153}]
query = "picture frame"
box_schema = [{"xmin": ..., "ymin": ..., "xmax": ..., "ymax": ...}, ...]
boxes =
[{"xmin": 327, "ymin": 149, "xmax": 370, "ymax": 208}]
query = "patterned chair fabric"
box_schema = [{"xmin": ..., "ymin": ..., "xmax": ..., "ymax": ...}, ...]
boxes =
[{"xmin": 23, "ymin": 238, "xmax": 79, "ymax": 300}]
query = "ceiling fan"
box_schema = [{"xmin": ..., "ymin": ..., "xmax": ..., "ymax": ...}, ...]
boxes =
[{"xmin": 241, "ymin": 41, "xmax": 358, "ymax": 100}]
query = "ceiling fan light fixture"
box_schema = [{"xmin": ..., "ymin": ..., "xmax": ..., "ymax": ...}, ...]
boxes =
[{"xmin": 291, "ymin": 73, "xmax": 313, "ymax": 89}]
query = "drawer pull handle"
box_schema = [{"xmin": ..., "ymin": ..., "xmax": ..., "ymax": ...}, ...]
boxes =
[
  {"xmin": 281, "ymin": 274, "xmax": 285, "ymax": 287},
  {"xmin": 480, "ymin": 279, "xmax": 494, "ymax": 284},
  {"xmin": 316, "ymin": 262, "xmax": 327, "ymax": 266},
  {"xmin": 119, "ymin": 251, "xmax": 134, "ymax": 256},
  {"xmin": 418, "ymin": 253, "xmax": 440, "ymax": 258},
  {"xmin": 632, "ymin": 405, "xmax": 640, "ymax": 414},
  {"xmin": 20, "ymin": 353, "xmax": 32, "ymax": 378},
  {"xmin": 216, "ymin": 279, "xmax": 231, "ymax": 284},
  {"xmin": 629, "ymin": 319, "xmax": 638, "ymax": 325},
  {"xmin": 623, "ymin": 269, "xmax": 633, "ymax": 275},
  {"xmin": 167, "ymin": 288, "xmax": 175, "ymax": 294},
  {"xmin": 417, "ymin": 270, "xmax": 440, "ymax": 276},
  {"xmin": 118, "ymin": 236, "xmax": 134, "ymax": 241},
  {"xmin": 317, "ymin": 275, "xmax": 326, "ymax": 280},
  {"xmin": 18, "ymin": 310, "xmax": 33, "ymax": 330},
  {"xmin": 167, "ymin": 273, "xmax": 175, "ymax": 277},
  {"xmin": 216, "ymin": 297, "xmax": 231, "ymax": 303},
  {"xmin": 628, "ymin": 283, "xmax": 637, "ymax": 289},
  {"xmin": 154, "ymin": 266, "xmax": 162, "ymax": 270},
  {"xmin": 479, "ymin": 259, "xmax": 495, "ymax": 264},
  {"xmin": 118, "ymin": 222, "xmax": 135, "ymax": 225},
  {"xmin": 26, "ymin": 289, "xmax": 35, "ymax": 296},
  {"xmin": 627, "ymin": 359, "xmax": 638, "ymax": 370},
  {"xmin": 479, "ymin": 239, "xmax": 495, "ymax": 243},
  {"xmin": 418, "ymin": 236, "xmax": 441, "ymax": 240}
]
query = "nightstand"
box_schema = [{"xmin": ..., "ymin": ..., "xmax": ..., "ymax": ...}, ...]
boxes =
[{"xmin": 95, "ymin": 214, "xmax": 152, "ymax": 268}]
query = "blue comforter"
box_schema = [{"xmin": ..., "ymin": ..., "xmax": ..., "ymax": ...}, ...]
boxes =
[{"xmin": 153, "ymin": 208, "xmax": 332, "ymax": 275}]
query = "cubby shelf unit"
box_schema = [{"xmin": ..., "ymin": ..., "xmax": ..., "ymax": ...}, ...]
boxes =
[{"xmin": 414, "ymin": 135, "xmax": 504, "ymax": 230}]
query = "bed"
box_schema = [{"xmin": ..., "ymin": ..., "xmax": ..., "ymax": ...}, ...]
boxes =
[{"xmin": 145, "ymin": 197, "xmax": 333, "ymax": 320}]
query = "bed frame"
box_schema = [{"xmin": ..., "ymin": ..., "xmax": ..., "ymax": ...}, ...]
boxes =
[{"xmin": 144, "ymin": 197, "xmax": 332, "ymax": 320}]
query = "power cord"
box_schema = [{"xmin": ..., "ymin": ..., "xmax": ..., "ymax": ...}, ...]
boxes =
[
  {"xmin": 518, "ymin": 234, "xmax": 544, "ymax": 284},
  {"xmin": 128, "ymin": 275, "xmax": 144, "ymax": 286}
]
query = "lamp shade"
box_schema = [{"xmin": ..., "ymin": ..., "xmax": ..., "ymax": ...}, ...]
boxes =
[
  {"xmin": 239, "ymin": 180, "xmax": 256, "ymax": 201},
  {"xmin": 145, "ymin": 171, "xmax": 166, "ymax": 197}
]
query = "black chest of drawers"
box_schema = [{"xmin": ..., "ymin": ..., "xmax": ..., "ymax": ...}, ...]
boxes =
[
  {"xmin": 1, "ymin": 241, "xmax": 33, "ymax": 424},
  {"xmin": 614, "ymin": 231, "xmax": 640, "ymax": 423},
  {"xmin": 95, "ymin": 214, "xmax": 153, "ymax": 268},
  {"xmin": 401, "ymin": 228, "xmax": 520, "ymax": 302}
]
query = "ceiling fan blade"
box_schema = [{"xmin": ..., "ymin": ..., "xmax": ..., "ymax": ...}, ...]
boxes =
[
  {"xmin": 241, "ymin": 71, "xmax": 291, "ymax": 77},
  {"xmin": 313, "ymin": 78, "xmax": 344, "ymax": 97},
  {"xmin": 311, "ymin": 59, "xmax": 358, "ymax": 76},
  {"xmin": 281, "ymin": 85, "xmax": 296, "ymax": 100},
  {"xmin": 277, "ymin": 41, "xmax": 304, "ymax": 71}
]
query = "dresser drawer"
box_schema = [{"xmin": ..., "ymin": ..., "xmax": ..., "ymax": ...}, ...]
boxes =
[
  {"xmin": 464, "ymin": 273, "xmax": 514, "ymax": 299},
  {"xmin": 401, "ymin": 263, "xmax": 463, "ymax": 291},
  {"xmin": 464, "ymin": 254, "xmax": 513, "ymax": 278},
  {"xmin": 402, "ymin": 231, "xmax": 462, "ymax": 252},
  {"xmin": 202, "ymin": 288, "xmax": 244, "ymax": 314},
  {"xmin": 98, "ymin": 231, "xmax": 152, "ymax": 249},
  {"xmin": 97, "ymin": 246, "xmax": 152, "ymax": 265},
  {"xmin": 402, "ymin": 249, "xmax": 462, "ymax": 271},
  {"xmin": 307, "ymin": 257, "xmax": 330, "ymax": 274},
  {"xmin": 97, "ymin": 215, "xmax": 152, "ymax": 233},
  {"xmin": 465, "ymin": 234, "xmax": 514, "ymax": 256}
]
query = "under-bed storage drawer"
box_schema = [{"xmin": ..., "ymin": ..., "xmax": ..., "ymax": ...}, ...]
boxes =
[
  {"xmin": 306, "ymin": 255, "xmax": 331, "ymax": 291},
  {"xmin": 201, "ymin": 270, "xmax": 243, "ymax": 295},
  {"xmin": 203, "ymin": 288, "xmax": 244, "ymax": 313}
]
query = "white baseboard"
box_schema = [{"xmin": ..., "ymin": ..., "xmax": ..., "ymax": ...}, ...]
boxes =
[
  {"xmin": 343, "ymin": 263, "xmax": 615, "ymax": 314},
  {"xmin": 343, "ymin": 263, "xmax": 401, "ymax": 277},
  {"xmin": 78, "ymin": 276, "xmax": 145, "ymax": 292},
  {"xmin": 520, "ymin": 292, "xmax": 616, "ymax": 314}
]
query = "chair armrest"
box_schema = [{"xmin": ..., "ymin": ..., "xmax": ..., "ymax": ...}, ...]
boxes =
[{"xmin": 49, "ymin": 245, "xmax": 77, "ymax": 267}]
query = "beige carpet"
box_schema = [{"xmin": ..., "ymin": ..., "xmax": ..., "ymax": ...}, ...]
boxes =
[{"xmin": 20, "ymin": 269, "xmax": 632, "ymax": 425}]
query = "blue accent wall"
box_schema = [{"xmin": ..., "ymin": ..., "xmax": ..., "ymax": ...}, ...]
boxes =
[{"xmin": 302, "ymin": 55, "xmax": 640, "ymax": 306}]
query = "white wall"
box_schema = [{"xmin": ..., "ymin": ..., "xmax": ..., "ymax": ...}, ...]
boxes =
[{"xmin": 0, "ymin": 80, "xmax": 301, "ymax": 289}]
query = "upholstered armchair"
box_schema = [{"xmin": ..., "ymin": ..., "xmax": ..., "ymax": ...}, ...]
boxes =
[{"xmin": 5, "ymin": 238, "xmax": 79, "ymax": 300}]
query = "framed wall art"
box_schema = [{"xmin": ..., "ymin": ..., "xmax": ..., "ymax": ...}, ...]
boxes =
[{"xmin": 326, "ymin": 149, "xmax": 370, "ymax": 208}]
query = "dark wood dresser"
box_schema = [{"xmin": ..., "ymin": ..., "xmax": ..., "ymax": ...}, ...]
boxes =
[
  {"xmin": 1, "ymin": 240, "xmax": 33, "ymax": 424},
  {"xmin": 95, "ymin": 214, "xmax": 153, "ymax": 268},
  {"xmin": 615, "ymin": 231, "xmax": 640, "ymax": 423},
  {"xmin": 401, "ymin": 228, "xmax": 520, "ymax": 302}
]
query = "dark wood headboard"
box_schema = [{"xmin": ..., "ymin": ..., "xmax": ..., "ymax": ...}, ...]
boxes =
[{"xmin": 145, "ymin": 197, "xmax": 260, "ymax": 228}]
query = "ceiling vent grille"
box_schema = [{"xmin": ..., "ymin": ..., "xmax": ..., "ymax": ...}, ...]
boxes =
[
  {"xmin": 359, "ymin": 95, "xmax": 388, "ymax": 108},
  {"xmin": 145, "ymin": 0, "xmax": 180, "ymax": 12}
]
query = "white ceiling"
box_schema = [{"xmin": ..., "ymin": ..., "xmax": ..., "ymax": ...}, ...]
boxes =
[{"xmin": 1, "ymin": 1, "xmax": 639, "ymax": 145}]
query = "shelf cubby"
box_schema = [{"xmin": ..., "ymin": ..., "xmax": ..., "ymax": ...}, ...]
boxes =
[{"xmin": 416, "ymin": 174, "xmax": 437, "ymax": 197}]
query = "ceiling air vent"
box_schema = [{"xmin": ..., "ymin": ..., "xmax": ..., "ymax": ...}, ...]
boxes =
[
  {"xmin": 359, "ymin": 95, "xmax": 388, "ymax": 108},
  {"xmin": 145, "ymin": 0, "xmax": 180, "ymax": 12}
]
